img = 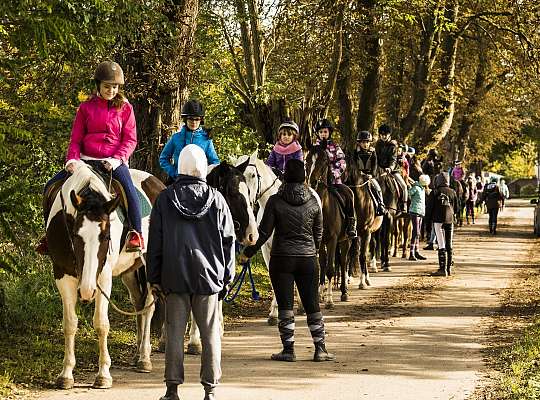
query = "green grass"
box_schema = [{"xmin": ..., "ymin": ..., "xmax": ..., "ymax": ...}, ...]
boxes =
[{"xmin": 0, "ymin": 253, "xmax": 272, "ymax": 398}]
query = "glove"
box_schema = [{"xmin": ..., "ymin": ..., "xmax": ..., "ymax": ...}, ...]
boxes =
[
  {"xmin": 151, "ymin": 283, "xmax": 164, "ymax": 301},
  {"xmin": 218, "ymin": 285, "xmax": 230, "ymax": 301},
  {"xmin": 102, "ymin": 158, "xmax": 121, "ymax": 171},
  {"xmin": 237, "ymin": 252, "xmax": 250, "ymax": 264}
]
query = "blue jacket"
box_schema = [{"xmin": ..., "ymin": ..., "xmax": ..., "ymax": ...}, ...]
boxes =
[
  {"xmin": 159, "ymin": 126, "xmax": 220, "ymax": 178},
  {"xmin": 408, "ymin": 182, "xmax": 426, "ymax": 216}
]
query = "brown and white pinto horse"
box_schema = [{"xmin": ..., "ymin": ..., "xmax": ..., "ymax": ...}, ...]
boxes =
[{"xmin": 47, "ymin": 163, "xmax": 164, "ymax": 389}]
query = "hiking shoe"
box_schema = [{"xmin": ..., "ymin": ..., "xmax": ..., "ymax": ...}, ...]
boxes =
[
  {"xmin": 271, "ymin": 350, "xmax": 296, "ymax": 362},
  {"xmin": 314, "ymin": 342, "xmax": 336, "ymax": 362},
  {"xmin": 36, "ymin": 236, "xmax": 49, "ymax": 255},
  {"xmin": 126, "ymin": 231, "xmax": 144, "ymax": 252}
]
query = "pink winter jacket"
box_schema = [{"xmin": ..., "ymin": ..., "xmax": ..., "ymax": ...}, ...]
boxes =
[{"xmin": 66, "ymin": 95, "xmax": 137, "ymax": 163}]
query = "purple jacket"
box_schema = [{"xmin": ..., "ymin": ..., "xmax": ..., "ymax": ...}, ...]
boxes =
[
  {"xmin": 66, "ymin": 95, "xmax": 137, "ymax": 163},
  {"xmin": 266, "ymin": 141, "xmax": 303, "ymax": 173}
]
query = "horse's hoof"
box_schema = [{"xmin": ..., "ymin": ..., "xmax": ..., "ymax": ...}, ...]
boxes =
[
  {"xmin": 186, "ymin": 343, "xmax": 202, "ymax": 355},
  {"xmin": 358, "ymin": 282, "xmax": 368, "ymax": 290},
  {"xmin": 93, "ymin": 376, "xmax": 112, "ymax": 389},
  {"xmin": 157, "ymin": 341, "xmax": 166, "ymax": 353},
  {"xmin": 382, "ymin": 266, "xmax": 392, "ymax": 272},
  {"xmin": 55, "ymin": 376, "xmax": 74, "ymax": 390},
  {"xmin": 325, "ymin": 302, "xmax": 334, "ymax": 309},
  {"xmin": 135, "ymin": 360, "xmax": 152, "ymax": 373},
  {"xmin": 296, "ymin": 307, "xmax": 305, "ymax": 316},
  {"xmin": 267, "ymin": 316, "xmax": 278, "ymax": 326},
  {"xmin": 341, "ymin": 294, "xmax": 348, "ymax": 302}
]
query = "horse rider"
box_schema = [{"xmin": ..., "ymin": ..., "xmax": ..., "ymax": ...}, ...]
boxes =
[
  {"xmin": 421, "ymin": 149, "xmax": 443, "ymax": 186},
  {"xmin": 450, "ymin": 160, "xmax": 465, "ymax": 182},
  {"xmin": 374, "ymin": 123, "xmax": 408, "ymax": 212},
  {"xmin": 36, "ymin": 61, "xmax": 143, "ymax": 254},
  {"xmin": 159, "ymin": 99, "xmax": 220, "ymax": 184},
  {"xmin": 352, "ymin": 130, "xmax": 386, "ymax": 216},
  {"xmin": 314, "ymin": 118, "xmax": 357, "ymax": 238}
]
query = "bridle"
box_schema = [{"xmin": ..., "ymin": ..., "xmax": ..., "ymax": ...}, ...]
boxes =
[{"xmin": 246, "ymin": 162, "xmax": 279, "ymax": 207}]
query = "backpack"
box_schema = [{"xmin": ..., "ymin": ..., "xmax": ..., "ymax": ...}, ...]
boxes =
[{"xmin": 435, "ymin": 189, "xmax": 451, "ymax": 208}]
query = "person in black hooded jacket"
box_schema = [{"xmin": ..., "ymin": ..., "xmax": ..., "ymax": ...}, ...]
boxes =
[
  {"xmin": 147, "ymin": 144, "xmax": 236, "ymax": 400},
  {"xmin": 425, "ymin": 171, "xmax": 458, "ymax": 277},
  {"xmin": 240, "ymin": 158, "xmax": 334, "ymax": 363}
]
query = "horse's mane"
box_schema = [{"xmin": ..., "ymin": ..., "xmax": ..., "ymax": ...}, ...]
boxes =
[{"xmin": 61, "ymin": 164, "xmax": 112, "ymax": 214}]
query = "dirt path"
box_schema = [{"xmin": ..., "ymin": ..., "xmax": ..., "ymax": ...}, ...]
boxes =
[{"xmin": 38, "ymin": 199, "xmax": 536, "ymax": 400}]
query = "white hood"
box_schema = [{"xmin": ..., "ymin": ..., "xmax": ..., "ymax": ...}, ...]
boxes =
[{"xmin": 178, "ymin": 144, "xmax": 208, "ymax": 179}]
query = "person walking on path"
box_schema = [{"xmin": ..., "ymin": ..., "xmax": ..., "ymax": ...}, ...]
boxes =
[
  {"xmin": 266, "ymin": 119, "xmax": 303, "ymax": 178},
  {"xmin": 147, "ymin": 144, "xmax": 236, "ymax": 400},
  {"xmin": 36, "ymin": 60, "xmax": 143, "ymax": 254},
  {"xmin": 159, "ymin": 100, "xmax": 220, "ymax": 184},
  {"xmin": 483, "ymin": 178, "xmax": 504, "ymax": 234},
  {"xmin": 408, "ymin": 175, "xmax": 430, "ymax": 261},
  {"xmin": 425, "ymin": 172, "xmax": 458, "ymax": 277},
  {"xmin": 240, "ymin": 159, "xmax": 335, "ymax": 363},
  {"xmin": 465, "ymin": 176, "xmax": 478, "ymax": 224},
  {"xmin": 499, "ymin": 179, "xmax": 510, "ymax": 210}
]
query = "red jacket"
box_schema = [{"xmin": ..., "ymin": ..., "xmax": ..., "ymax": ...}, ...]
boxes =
[{"xmin": 66, "ymin": 95, "xmax": 137, "ymax": 163}]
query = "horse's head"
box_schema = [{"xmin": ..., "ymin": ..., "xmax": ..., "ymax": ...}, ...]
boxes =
[
  {"xmin": 207, "ymin": 162, "xmax": 258, "ymax": 246},
  {"xmin": 306, "ymin": 144, "xmax": 329, "ymax": 190},
  {"xmin": 69, "ymin": 185, "xmax": 120, "ymax": 302}
]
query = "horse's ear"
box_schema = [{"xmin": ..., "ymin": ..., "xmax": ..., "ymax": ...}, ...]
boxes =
[
  {"xmin": 236, "ymin": 157, "xmax": 250, "ymax": 173},
  {"xmin": 70, "ymin": 190, "xmax": 83, "ymax": 211},
  {"xmin": 250, "ymin": 150, "xmax": 258, "ymax": 159},
  {"xmin": 104, "ymin": 195, "xmax": 121, "ymax": 215}
]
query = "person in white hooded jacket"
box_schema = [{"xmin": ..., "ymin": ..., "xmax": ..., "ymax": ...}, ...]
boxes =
[{"xmin": 147, "ymin": 144, "xmax": 236, "ymax": 400}]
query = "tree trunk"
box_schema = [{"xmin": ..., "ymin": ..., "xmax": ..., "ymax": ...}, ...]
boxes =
[
  {"xmin": 356, "ymin": 1, "xmax": 383, "ymax": 134},
  {"xmin": 127, "ymin": 0, "xmax": 199, "ymax": 177},
  {"xmin": 401, "ymin": 0, "xmax": 443, "ymax": 141},
  {"xmin": 415, "ymin": 0, "xmax": 459, "ymax": 151},
  {"xmin": 337, "ymin": 33, "xmax": 355, "ymax": 153},
  {"xmin": 388, "ymin": 51, "xmax": 405, "ymax": 140}
]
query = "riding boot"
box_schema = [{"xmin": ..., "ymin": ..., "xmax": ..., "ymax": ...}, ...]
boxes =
[
  {"xmin": 307, "ymin": 312, "xmax": 335, "ymax": 361},
  {"xmin": 431, "ymin": 249, "xmax": 447, "ymax": 276},
  {"xmin": 346, "ymin": 217, "xmax": 357, "ymax": 238},
  {"xmin": 414, "ymin": 251, "xmax": 427, "ymax": 260},
  {"xmin": 408, "ymin": 244, "xmax": 417, "ymax": 261},
  {"xmin": 369, "ymin": 181, "xmax": 387, "ymax": 216},
  {"xmin": 446, "ymin": 249, "xmax": 453, "ymax": 276},
  {"xmin": 160, "ymin": 383, "xmax": 180, "ymax": 400},
  {"xmin": 271, "ymin": 311, "xmax": 296, "ymax": 362}
]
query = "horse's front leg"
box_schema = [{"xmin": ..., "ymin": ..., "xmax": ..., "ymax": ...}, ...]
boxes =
[
  {"xmin": 325, "ymin": 241, "xmax": 336, "ymax": 309},
  {"xmin": 93, "ymin": 267, "xmax": 113, "ymax": 389},
  {"xmin": 318, "ymin": 246, "xmax": 327, "ymax": 304},
  {"xmin": 339, "ymin": 241, "xmax": 350, "ymax": 301},
  {"xmin": 187, "ymin": 311, "xmax": 202, "ymax": 355},
  {"xmin": 55, "ymin": 275, "xmax": 78, "ymax": 389}
]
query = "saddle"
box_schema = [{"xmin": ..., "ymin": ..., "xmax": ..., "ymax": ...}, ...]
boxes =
[
  {"xmin": 328, "ymin": 185, "xmax": 349, "ymax": 220},
  {"xmin": 43, "ymin": 162, "xmax": 151, "ymax": 226}
]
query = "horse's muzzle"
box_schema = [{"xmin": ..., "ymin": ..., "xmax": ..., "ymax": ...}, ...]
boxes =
[{"xmin": 79, "ymin": 288, "xmax": 97, "ymax": 303}]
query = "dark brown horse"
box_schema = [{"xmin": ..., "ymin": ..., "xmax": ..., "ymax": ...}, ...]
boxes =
[
  {"xmin": 306, "ymin": 145, "xmax": 351, "ymax": 306},
  {"xmin": 345, "ymin": 162, "xmax": 383, "ymax": 289}
]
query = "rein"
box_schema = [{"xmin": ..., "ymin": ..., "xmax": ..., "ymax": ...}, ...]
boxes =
[
  {"xmin": 96, "ymin": 282, "xmax": 157, "ymax": 316},
  {"xmin": 247, "ymin": 163, "xmax": 279, "ymax": 206}
]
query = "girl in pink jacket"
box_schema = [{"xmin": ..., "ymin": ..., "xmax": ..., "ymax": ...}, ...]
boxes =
[{"xmin": 37, "ymin": 61, "xmax": 142, "ymax": 254}]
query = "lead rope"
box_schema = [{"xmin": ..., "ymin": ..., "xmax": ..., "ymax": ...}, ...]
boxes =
[{"xmin": 96, "ymin": 282, "xmax": 158, "ymax": 316}]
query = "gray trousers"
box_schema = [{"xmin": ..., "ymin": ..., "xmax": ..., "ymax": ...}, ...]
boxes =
[{"xmin": 165, "ymin": 293, "xmax": 221, "ymax": 390}]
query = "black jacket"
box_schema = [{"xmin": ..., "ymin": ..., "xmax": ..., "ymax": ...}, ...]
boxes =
[
  {"xmin": 425, "ymin": 184, "xmax": 458, "ymax": 224},
  {"xmin": 243, "ymin": 183, "xmax": 323, "ymax": 258},
  {"xmin": 375, "ymin": 139, "xmax": 398, "ymax": 171},
  {"xmin": 147, "ymin": 175, "xmax": 236, "ymax": 295},
  {"xmin": 483, "ymin": 183, "xmax": 503, "ymax": 210},
  {"xmin": 353, "ymin": 148, "xmax": 378, "ymax": 176}
]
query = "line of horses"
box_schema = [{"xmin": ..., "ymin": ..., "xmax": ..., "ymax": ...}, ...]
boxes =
[{"xmin": 45, "ymin": 149, "xmax": 467, "ymax": 389}]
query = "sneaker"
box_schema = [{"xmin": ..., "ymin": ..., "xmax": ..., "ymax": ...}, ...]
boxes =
[
  {"xmin": 126, "ymin": 231, "xmax": 144, "ymax": 252},
  {"xmin": 35, "ymin": 236, "xmax": 49, "ymax": 255}
]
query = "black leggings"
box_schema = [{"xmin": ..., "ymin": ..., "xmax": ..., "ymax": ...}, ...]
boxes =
[
  {"xmin": 269, "ymin": 256, "xmax": 320, "ymax": 315},
  {"xmin": 488, "ymin": 208, "xmax": 499, "ymax": 227}
]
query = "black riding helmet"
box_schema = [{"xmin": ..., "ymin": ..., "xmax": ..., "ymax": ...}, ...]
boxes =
[
  {"xmin": 181, "ymin": 100, "xmax": 205, "ymax": 124},
  {"xmin": 356, "ymin": 130, "xmax": 372, "ymax": 142},
  {"xmin": 314, "ymin": 119, "xmax": 334, "ymax": 139},
  {"xmin": 378, "ymin": 123, "xmax": 392, "ymax": 135}
]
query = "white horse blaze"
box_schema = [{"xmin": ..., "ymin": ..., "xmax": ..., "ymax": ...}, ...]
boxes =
[
  {"xmin": 78, "ymin": 217, "xmax": 102, "ymax": 301},
  {"xmin": 238, "ymin": 181, "xmax": 259, "ymax": 245}
]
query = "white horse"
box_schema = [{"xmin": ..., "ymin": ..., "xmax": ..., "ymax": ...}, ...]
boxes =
[
  {"xmin": 47, "ymin": 162, "xmax": 164, "ymax": 389},
  {"xmin": 235, "ymin": 153, "xmax": 322, "ymax": 325}
]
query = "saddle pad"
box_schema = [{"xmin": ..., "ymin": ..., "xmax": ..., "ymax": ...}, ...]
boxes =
[{"xmin": 115, "ymin": 186, "xmax": 152, "ymax": 225}]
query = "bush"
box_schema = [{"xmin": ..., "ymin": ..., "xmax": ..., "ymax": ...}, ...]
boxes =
[{"xmin": 520, "ymin": 185, "xmax": 538, "ymax": 197}]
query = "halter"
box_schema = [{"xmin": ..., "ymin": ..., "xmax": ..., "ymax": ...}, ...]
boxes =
[{"xmin": 246, "ymin": 162, "xmax": 279, "ymax": 206}]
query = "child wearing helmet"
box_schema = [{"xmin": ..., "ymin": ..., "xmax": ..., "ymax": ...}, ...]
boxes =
[
  {"xmin": 408, "ymin": 175, "xmax": 431, "ymax": 261},
  {"xmin": 353, "ymin": 130, "xmax": 386, "ymax": 216},
  {"xmin": 314, "ymin": 119, "xmax": 356, "ymax": 237},
  {"xmin": 266, "ymin": 120, "xmax": 303, "ymax": 178},
  {"xmin": 37, "ymin": 61, "xmax": 143, "ymax": 254},
  {"xmin": 159, "ymin": 100, "xmax": 220, "ymax": 183}
]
